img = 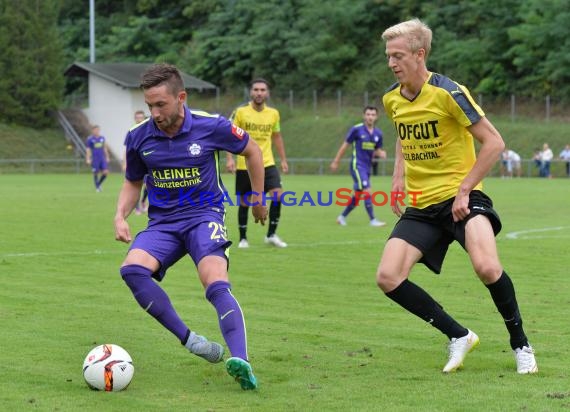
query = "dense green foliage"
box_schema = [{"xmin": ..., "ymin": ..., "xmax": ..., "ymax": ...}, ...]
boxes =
[
  {"xmin": 0, "ymin": 0, "xmax": 64, "ymax": 127},
  {"xmin": 2, "ymin": 0, "xmax": 570, "ymax": 128}
]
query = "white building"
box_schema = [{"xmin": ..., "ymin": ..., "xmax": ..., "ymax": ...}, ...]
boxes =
[{"xmin": 64, "ymin": 62, "xmax": 216, "ymax": 161}]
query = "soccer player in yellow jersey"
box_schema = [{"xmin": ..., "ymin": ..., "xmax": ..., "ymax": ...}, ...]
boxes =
[
  {"xmin": 376, "ymin": 19, "xmax": 537, "ymax": 374},
  {"xmin": 226, "ymin": 78, "xmax": 289, "ymax": 248}
]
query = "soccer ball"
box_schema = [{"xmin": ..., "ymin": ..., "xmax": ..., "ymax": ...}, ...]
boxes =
[{"xmin": 82, "ymin": 344, "xmax": 134, "ymax": 391}]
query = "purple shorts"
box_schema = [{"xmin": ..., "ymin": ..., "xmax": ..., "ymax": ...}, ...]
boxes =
[
  {"xmin": 91, "ymin": 157, "xmax": 108, "ymax": 173},
  {"xmin": 129, "ymin": 215, "xmax": 231, "ymax": 281},
  {"xmin": 350, "ymin": 166, "xmax": 371, "ymax": 190}
]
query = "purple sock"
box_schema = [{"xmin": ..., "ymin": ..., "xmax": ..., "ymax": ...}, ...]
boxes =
[
  {"xmin": 206, "ymin": 281, "xmax": 248, "ymax": 360},
  {"xmin": 120, "ymin": 264, "xmax": 189, "ymax": 343},
  {"xmin": 364, "ymin": 198, "xmax": 375, "ymax": 220},
  {"xmin": 342, "ymin": 196, "xmax": 357, "ymax": 217}
]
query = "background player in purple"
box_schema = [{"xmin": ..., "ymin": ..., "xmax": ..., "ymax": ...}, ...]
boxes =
[
  {"xmin": 115, "ymin": 63, "xmax": 267, "ymax": 390},
  {"xmin": 85, "ymin": 125, "xmax": 110, "ymax": 192},
  {"xmin": 330, "ymin": 106, "xmax": 387, "ymax": 226}
]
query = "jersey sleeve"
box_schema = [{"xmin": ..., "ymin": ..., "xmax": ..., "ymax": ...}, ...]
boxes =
[
  {"xmin": 272, "ymin": 110, "xmax": 281, "ymax": 133},
  {"xmin": 213, "ymin": 116, "xmax": 250, "ymax": 155},
  {"xmin": 124, "ymin": 131, "xmax": 147, "ymax": 181},
  {"xmin": 345, "ymin": 126, "xmax": 357, "ymax": 144},
  {"xmin": 447, "ymin": 84, "xmax": 484, "ymax": 127}
]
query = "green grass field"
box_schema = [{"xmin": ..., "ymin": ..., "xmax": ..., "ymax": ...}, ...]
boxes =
[{"xmin": 1, "ymin": 174, "xmax": 569, "ymax": 411}]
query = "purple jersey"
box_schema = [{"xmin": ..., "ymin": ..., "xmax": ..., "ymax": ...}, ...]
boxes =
[
  {"xmin": 86, "ymin": 135, "xmax": 106, "ymax": 160},
  {"xmin": 345, "ymin": 123, "xmax": 383, "ymax": 170},
  {"xmin": 124, "ymin": 106, "xmax": 249, "ymax": 224}
]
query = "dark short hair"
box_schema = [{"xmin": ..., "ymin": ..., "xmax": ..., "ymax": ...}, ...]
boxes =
[
  {"xmin": 250, "ymin": 78, "xmax": 271, "ymax": 89},
  {"xmin": 363, "ymin": 106, "xmax": 378, "ymax": 113},
  {"xmin": 140, "ymin": 63, "xmax": 185, "ymax": 96}
]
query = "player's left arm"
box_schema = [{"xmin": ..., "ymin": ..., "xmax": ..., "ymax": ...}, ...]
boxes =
[
  {"xmin": 374, "ymin": 148, "xmax": 387, "ymax": 159},
  {"xmin": 272, "ymin": 131, "xmax": 288, "ymax": 173},
  {"xmin": 452, "ymin": 117, "xmax": 505, "ymax": 222},
  {"xmin": 104, "ymin": 141, "xmax": 111, "ymax": 162},
  {"xmin": 240, "ymin": 139, "xmax": 268, "ymax": 225}
]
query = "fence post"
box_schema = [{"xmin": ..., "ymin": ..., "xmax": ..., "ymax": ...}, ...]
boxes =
[
  {"xmin": 313, "ymin": 90, "xmax": 318, "ymax": 117},
  {"xmin": 545, "ymin": 95, "xmax": 550, "ymax": 122},
  {"xmin": 510, "ymin": 94, "xmax": 516, "ymax": 122},
  {"xmin": 364, "ymin": 91, "xmax": 369, "ymax": 107},
  {"xmin": 478, "ymin": 93, "xmax": 483, "ymax": 108},
  {"xmin": 337, "ymin": 89, "xmax": 342, "ymax": 116},
  {"xmin": 289, "ymin": 90, "xmax": 294, "ymax": 111}
]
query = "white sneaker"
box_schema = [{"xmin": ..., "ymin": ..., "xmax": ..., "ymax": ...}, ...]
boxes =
[
  {"xmin": 265, "ymin": 234, "xmax": 287, "ymax": 248},
  {"xmin": 442, "ymin": 329, "xmax": 480, "ymax": 373},
  {"xmin": 514, "ymin": 345, "xmax": 538, "ymax": 374},
  {"xmin": 238, "ymin": 239, "xmax": 249, "ymax": 248},
  {"xmin": 370, "ymin": 218, "xmax": 386, "ymax": 227},
  {"xmin": 337, "ymin": 215, "xmax": 347, "ymax": 226}
]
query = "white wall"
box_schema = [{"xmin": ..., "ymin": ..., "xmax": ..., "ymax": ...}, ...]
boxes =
[{"xmin": 83, "ymin": 75, "xmax": 146, "ymax": 164}]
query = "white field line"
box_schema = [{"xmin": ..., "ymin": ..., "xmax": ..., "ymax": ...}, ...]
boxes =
[{"xmin": 504, "ymin": 226, "xmax": 570, "ymax": 240}]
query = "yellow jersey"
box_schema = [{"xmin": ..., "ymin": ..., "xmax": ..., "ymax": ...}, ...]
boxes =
[
  {"xmin": 382, "ymin": 72, "xmax": 485, "ymax": 209},
  {"xmin": 230, "ymin": 102, "xmax": 281, "ymax": 170}
]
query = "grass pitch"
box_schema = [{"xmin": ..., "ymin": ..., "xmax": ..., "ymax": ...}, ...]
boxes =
[{"xmin": 0, "ymin": 173, "xmax": 568, "ymax": 411}]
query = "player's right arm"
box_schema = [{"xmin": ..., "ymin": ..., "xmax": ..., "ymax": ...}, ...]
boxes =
[
  {"xmin": 114, "ymin": 179, "xmax": 143, "ymax": 243},
  {"xmin": 391, "ymin": 138, "xmax": 406, "ymax": 217},
  {"xmin": 330, "ymin": 142, "xmax": 350, "ymax": 172}
]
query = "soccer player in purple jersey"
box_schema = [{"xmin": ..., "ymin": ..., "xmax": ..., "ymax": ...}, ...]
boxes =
[
  {"xmin": 85, "ymin": 125, "xmax": 110, "ymax": 192},
  {"xmin": 115, "ymin": 63, "xmax": 267, "ymax": 390},
  {"xmin": 330, "ymin": 106, "xmax": 387, "ymax": 226}
]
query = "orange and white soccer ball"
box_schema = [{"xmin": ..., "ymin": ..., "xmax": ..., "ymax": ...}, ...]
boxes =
[{"xmin": 82, "ymin": 344, "xmax": 134, "ymax": 391}]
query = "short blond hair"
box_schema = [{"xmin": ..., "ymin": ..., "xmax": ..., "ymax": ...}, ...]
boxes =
[{"xmin": 381, "ymin": 18, "xmax": 432, "ymax": 58}]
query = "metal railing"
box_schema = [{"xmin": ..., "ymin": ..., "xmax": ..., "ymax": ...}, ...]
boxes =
[
  {"xmin": 1, "ymin": 157, "xmax": 568, "ymax": 178},
  {"xmin": 56, "ymin": 110, "xmax": 87, "ymax": 157}
]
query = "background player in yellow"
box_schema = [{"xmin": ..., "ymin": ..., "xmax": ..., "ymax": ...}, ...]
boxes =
[
  {"xmin": 375, "ymin": 18, "xmax": 537, "ymax": 374},
  {"xmin": 226, "ymin": 78, "xmax": 289, "ymax": 248}
]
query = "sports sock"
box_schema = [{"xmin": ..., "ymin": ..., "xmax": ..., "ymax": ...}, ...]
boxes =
[
  {"xmin": 97, "ymin": 174, "xmax": 107, "ymax": 187},
  {"xmin": 206, "ymin": 280, "xmax": 248, "ymax": 360},
  {"xmin": 385, "ymin": 279, "xmax": 468, "ymax": 339},
  {"xmin": 238, "ymin": 205, "xmax": 248, "ymax": 240},
  {"xmin": 267, "ymin": 201, "xmax": 281, "ymax": 237},
  {"xmin": 342, "ymin": 196, "xmax": 357, "ymax": 217},
  {"xmin": 120, "ymin": 264, "xmax": 189, "ymax": 342},
  {"xmin": 485, "ymin": 271, "xmax": 529, "ymax": 349},
  {"xmin": 93, "ymin": 174, "xmax": 99, "ymax": 188},
  {"xmin": 364, "ymin": 197, "xmax": 375, "ymax": 220}
]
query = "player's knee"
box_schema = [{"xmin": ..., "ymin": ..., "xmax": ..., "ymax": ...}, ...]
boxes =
[
  {"xmin": 472, "ymin": 261, "xmax": 502, "ymax": 283},
  {"xmin": 120, "ymin": 264, "xmax": 153, "ymax": 291},
  {"xmin": 376, "ymin": 266, "xmax": 395, "ymax": 292}
]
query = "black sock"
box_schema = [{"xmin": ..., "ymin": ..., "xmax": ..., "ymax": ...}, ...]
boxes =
[
  {"xmin": 97, "ymin": 174, "xmax": 107, "ymax": 187},
  {"xmin": 486, "ymin": 271, "xmax": 528, "ymax": 349},
  {"xmin": 385, "ymin": 279, "xmax": 468, "ymax": 340},
  {"xmin": 267, "ymin": 201, "xmax": 281, "ymax": 237},
  {"xmin": 93, "ymin": 174, "xmax": 99, "ymax": 188},
  {"xmin": 238, "ymin": 206, "xmax": 248, "ymax": 240}
]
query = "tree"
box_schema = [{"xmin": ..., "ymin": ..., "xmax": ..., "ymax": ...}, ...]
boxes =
[
  {"xmin": 508, "ymin": 0, "xmax": 570, "ymax": 98},
  {"xmin": 0, "ymin": 0, "xmax": 65, "ymax": 127}
]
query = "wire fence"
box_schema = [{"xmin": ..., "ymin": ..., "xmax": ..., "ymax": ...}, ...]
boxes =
[
  {"xmin": 2, "ymin": 157, "xmax": 568, "ymax": 178},
  {"xmin": 67, "ymin": 90, "xmax": 570, "ymax": 121}
]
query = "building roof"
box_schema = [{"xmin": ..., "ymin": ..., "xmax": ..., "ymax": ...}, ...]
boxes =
[{"xmin": 64, "ymin": 62, "xmax": 217, "ymax": 90}]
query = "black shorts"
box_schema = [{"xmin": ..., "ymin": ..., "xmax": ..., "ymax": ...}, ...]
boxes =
[
  {"xmin": 389, "ymin": 190, "xmax": 502, "ymax": 274},
  {"xmin": 235, "ymin": 165, "xmax": 282, "ymax": 195}
]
